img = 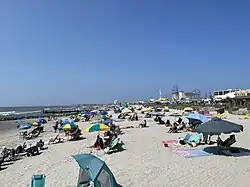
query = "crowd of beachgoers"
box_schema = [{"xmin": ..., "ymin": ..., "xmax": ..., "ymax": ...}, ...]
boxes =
[{"xmin": 0, "ymin": 104, "xmax": 250, "ymax": 187}]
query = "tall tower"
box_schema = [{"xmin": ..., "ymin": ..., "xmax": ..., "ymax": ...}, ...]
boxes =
[
  {"xmin": 159, "ymin": 89, "xmax": 162, "ymax": 99},
  {"xmin": 172, "ymin": 85, "xmax": 179, "ymax": 102}
]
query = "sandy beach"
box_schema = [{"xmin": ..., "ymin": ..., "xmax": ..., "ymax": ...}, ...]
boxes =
[{"xmin": 1, "ymin": 110, "xmax": 250, "ymax": 187}]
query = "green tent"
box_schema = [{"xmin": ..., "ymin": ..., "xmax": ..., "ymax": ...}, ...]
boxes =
[{"xmin": 73, "ymin": 154, "xmax": 117, "ymax": 187}]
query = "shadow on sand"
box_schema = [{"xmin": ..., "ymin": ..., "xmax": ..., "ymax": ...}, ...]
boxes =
[
  {"xmin": 0, "ymin": 166, "xmax": 8, "ymax": 171},
  {"xmin": 204, "ymin": 146, "xmax": 250, "ymax": 157},
  {"xmin": 108, "ymin": 147, "xmax": 127, "ymax": 155},
  {"xmin": 68, "ymin": 137, "xmax": 86, "ymax": 142}
]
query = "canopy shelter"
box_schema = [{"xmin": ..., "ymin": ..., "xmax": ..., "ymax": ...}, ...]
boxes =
[
  {"xmin": 73, "ymin": 154, "xmax": 117, "ymax": 187},
  {"xmin": 195, "ymin": 118, "xmax": 243, "ymax": 135}
]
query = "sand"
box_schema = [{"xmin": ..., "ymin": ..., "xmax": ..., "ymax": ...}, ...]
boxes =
[{"xmin": 1, "ymin": 110, "xmax": 250, "ymax": 187}]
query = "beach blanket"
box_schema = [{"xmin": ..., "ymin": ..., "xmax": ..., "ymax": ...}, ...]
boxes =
[
  {"xmin": 162, "ymin": 140, "xmax": 213, "ymax": 158},
  {"xmin": 171, "ymin": 148, "xmax": 212, "ymax": 158}
]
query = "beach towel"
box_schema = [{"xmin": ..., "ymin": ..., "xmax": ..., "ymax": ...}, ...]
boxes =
[{"xmin": 171, "ymin": 148, "xmax": 212, "ymax": 158}]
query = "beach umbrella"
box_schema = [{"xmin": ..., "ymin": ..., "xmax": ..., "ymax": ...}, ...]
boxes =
[
  {"xmin": 32, "ymin": 122, "xmax": 40, "ymax": 126},
  {"xmin": 16, "ymin": 119, "xmax": 23, "ymax": 124},
  {"xmin": 102, "ymin": 119, "xmax": 113, "ymax": 124},
  {"xmin": 122, "ymin": 108, "xmax": 132, "ymax": 114},
  {"xmin": 195, "ymin": 118, "xmax": 243, "ymax": 135},
  {"xmin": 84, "ymin": 123, "xmax": 110, "ymax": 132},
  {"xmin": 101, "ymin": 114, "xmax": 112, "ymax": 120},
  {"xmin": 150, "ymin": 112, "xmax": 165, "ymax": 116},
  {"xmin": 100, "ymin": 111, "xmax": 108, "ymax": 115},
  {"xmin": 63, "ymin": 123, "xmax": 78, "ymax": 131},
  {"xmin": 18, "ymin": 123, "xmax": 32, "ymax": 130},
  {"xmin": 183, "ymin": 107, "xmax": 193, "ymax": 112},
  {"xmin": 183, "ymin": 113, "xmax": 210, "ymax": 123},
  {"xmin": 38, "ymin": 119, "xmax": 47, "ymax": 124},
  {"xmin": 169, "ymin": 113, "xmax": 182, "ymax": 117}
]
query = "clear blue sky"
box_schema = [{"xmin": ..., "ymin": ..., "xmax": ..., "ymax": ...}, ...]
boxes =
[{"xmin": 1, "ymin": 0, "xmax": 250, "ymax": 106}]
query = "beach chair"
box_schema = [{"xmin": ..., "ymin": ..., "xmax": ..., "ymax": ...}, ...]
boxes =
[
  {"xmin": 184, "ymin": 134, "xmax": 201, "ymax": 146},
  {"xmin": 104, "ymin": 138, "xmax": 124, "ymax": 154},
  {"xmin": 189, "ymin": 134, "xmax": 201, "ymax": 144},
  {"xmin": 31, "ymin": 174, "xmax": 46, "ymax": 187},
  {"xmin": 183, "ymin": 133, "xmax": 192, "ymax": 144},
  {"xmin": 218, "ymin": 135, "xmax": 236, "ymax": 149}
]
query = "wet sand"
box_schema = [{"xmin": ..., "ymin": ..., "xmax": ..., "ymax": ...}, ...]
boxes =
[{"xmin": 0, "ymin": 121, "xmax": 18, "ymax": 132}]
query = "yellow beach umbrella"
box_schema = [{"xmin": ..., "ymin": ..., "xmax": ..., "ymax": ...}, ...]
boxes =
[
  {"xmin": 122, "ymin": 108, "xmax": 132, "ymax": 114},
  {"xmin": 33, "ymin": 122, "xmax": 39, "ymax": 126},
  {"xmin": 184, "ymin": 107, "xmax": 193, "ymax": 112},
  {"xmin": 63, "ymin": 123, "xmax": 78, "ymax": 131},
  {"xmin": 84, "ymin": 123, "xmax": 110, "ymax": 132}
]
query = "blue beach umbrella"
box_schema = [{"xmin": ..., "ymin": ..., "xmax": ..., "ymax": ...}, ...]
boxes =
[
  {"xmin": 18, "ymin": 123, "xmax": 32, "ymax": 130},
  {"xmin": 38, "ymin": 119, "xmax": 47, "ymax": 124},
  {"xmin": 102, "ymin": 119, "xmax": 113, "ymax": 124},
  {"xmin": 183, "ymin": 113, "xmax": 210, "ymax": 123},
  {"xmin": 100, "ymin": 111, "xmax": 108, "ymax": 115},
  {"xmin": 16, "ymin": 119, "xmax": 23, "ymax": 124}
]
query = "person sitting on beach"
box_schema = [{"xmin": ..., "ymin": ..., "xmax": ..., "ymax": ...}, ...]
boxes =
[
  {"xmin": 165, "ymin": 119, "xmax": 171, "ymax": 127},
  {"xmin": 104, "ymin": 132, "xmax": 114, "ymax": 147},
  {"xmin": 93, "ymin": 135, "xmax": 104, "ymax": 149},
  {"xmin": 177, "ymin": 117, "xmax": 182, "ymax": 124},
  {"xmin": 138, "ymin": 120, "xmax": 147, "ymax": 128},
  {"xmin": 157, "ymin": 117, "xmax": 165, "ymax": 124}
]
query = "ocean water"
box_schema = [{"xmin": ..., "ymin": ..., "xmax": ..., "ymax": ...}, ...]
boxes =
[{"xmin": 0, "ymin": 105, "xmax": 80, "ymax": 116}]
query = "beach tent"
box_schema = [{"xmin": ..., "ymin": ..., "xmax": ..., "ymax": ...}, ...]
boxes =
[{"xmin": 73, "ymin": 154, "xmax": 117, "ymax": 187}]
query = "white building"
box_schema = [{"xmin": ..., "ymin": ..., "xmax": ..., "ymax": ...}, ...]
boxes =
[{"xmin": 213, "ymin": 89, "xmax": 241, "ymax": 101}]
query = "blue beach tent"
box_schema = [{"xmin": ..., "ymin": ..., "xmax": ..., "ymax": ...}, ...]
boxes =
[{"xmin": 73, "ymin": 154, "xmax": 117, "ymax": 187}]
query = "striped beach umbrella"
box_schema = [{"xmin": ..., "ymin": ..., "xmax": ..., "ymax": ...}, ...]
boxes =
[
  {"xmin": 84, "ymin": 123, "xmax": 110, "ymax": 132},
  {"xmin": 63, "ymin": 123, "xmax": 78, "ymax": 131}
]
